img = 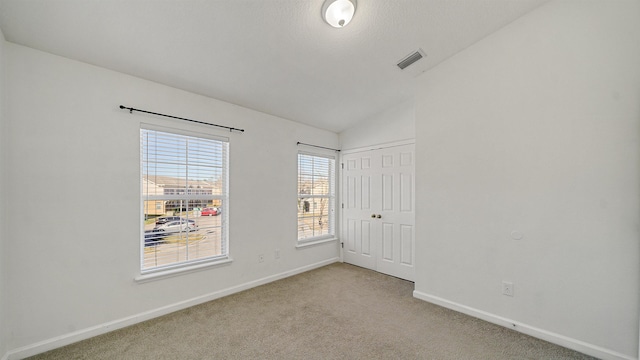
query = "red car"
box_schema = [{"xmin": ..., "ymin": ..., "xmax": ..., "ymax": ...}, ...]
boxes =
[{"xmin": 201, "ymin": 207, "xmax": 220, "ymax": 216}]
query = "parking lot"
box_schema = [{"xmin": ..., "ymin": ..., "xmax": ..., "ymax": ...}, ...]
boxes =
[
  {"xmin": 144, "ymin": 212, "xmax": 222, "ymax": 231},
  {"xmin": 143, "ymin": 213, "xmax": 223, "ymax": 269}
]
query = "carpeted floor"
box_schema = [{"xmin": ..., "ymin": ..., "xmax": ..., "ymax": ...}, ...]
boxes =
[{"xmin": 28, "ymin": 263, "xmax": 596, "ymax": 359}]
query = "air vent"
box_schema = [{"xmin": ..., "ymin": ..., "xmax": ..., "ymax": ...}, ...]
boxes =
[{"xmin": 397, "ymin": 49, "xmax": 426, "ymax": 70}]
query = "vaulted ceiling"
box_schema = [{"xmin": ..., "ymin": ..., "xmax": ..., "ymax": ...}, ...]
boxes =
[{"xmin": 0, "ymin": 0, "xmax": 548, "ymax": 133}]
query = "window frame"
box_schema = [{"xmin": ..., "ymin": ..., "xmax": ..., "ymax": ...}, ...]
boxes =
[
  {"xmin": 297, "ymin": 151, "xmax": 337, "ymax": 245},
  {"xmin": 139, "ymin": 124, "xmax": 230, "ymax": 277}
]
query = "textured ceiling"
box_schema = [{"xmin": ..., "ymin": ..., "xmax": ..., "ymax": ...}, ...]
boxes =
[{"xmin": 0, "ymin": 0, "xmax": 548, "ymax": 133}]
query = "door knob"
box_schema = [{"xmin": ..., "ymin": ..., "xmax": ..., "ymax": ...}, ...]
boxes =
[
  {"xmin": 376, "ymin": 214, "xmax": 382, "ymax": 219},
  {"xmin": 371, "ymin": 214, "xmax": 376, "ymax": 218}
]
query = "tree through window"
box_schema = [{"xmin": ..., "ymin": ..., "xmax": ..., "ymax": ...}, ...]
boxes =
[{"xmin": 297, "ymin": 153, "xmax": 335, "ymax": 242}]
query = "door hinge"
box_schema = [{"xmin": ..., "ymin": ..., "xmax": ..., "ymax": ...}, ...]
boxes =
[
  {"xmin": 341, "ymin": 163, "xmax": 344, "ymax": 169},
  {"xmin": 341, "ymin": 242, "xmax": 344, "ymax": 248},
  {"xmin": 341, "ymin": 203, "xmax": 344, "ymax": 209}
]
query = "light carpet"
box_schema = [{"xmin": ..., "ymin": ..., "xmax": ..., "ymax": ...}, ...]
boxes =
[{"xmin": 28, "ymin": 263, "xmax": 596, "ymax": 359}]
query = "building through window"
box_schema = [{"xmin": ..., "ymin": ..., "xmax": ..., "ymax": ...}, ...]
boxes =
[
  {"xmin": 141, "ymin": 127, "xmax": 229, "ymax": 272},
  {"xmin": 297, "ymin": 152, "xmax": 335, "ymax": 242}
]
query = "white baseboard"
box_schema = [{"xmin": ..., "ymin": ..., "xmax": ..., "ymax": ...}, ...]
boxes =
[
  {"xmin": 4, "ymin": 258, "xmax": 339, "ymax": 360},
  {"xmin": 413, "ymin": 291, "xmax": 636, "ymax": 360}
]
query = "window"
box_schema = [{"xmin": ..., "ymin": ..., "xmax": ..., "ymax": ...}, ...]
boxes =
[
  {"xmin": 297, "ymin": 152, "xmax": 335, "ymax": 242},
  {"xmin": 141, "ymin": 127, "xmax": 228, "ymax": 272}
]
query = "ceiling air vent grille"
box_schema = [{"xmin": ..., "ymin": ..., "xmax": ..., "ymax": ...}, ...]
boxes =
[{"xmin": 397, "ymin": 49, "xmax": 425, "ymax": 70}]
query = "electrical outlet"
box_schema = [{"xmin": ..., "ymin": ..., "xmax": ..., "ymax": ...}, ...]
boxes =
[
  {"xmin": 258, "ymin": 254, "xmax": 264, "ymax": 263},
  {"xmin": 502, "ymin": 281, "xmax": 514, "ymax": 297}
]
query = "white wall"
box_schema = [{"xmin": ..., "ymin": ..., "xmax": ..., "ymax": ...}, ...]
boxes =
[
  {"xmin": 339, "ymin": 98, "xmax": 415, "ymax": 150},
  {"xmin": 0, "ymin": 26, "xmax": 7, "ymax": 360},
  {"xmin": 414, "ymin": 1, "xmax": 639, "ymax": 359},
  {"xmin": 4, "ymin": 43, "xmax": 339, "ymax": 357}
]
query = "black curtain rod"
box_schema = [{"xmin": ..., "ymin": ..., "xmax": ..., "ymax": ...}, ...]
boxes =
[
  {"xmin": 119, "ymin": 105, "xmax": 245, "ymax": 133},
  {"xmin": 297, "ymin": 142, "xmax": 341, "ymax": 152}
]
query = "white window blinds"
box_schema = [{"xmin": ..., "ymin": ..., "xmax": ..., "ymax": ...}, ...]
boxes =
[
  {"xmin": 141, "ymin": 128, "xmax": 229, "ymax": 272},
  {"xmin": 297, "ymin": 152, "xmax": 335, "ymax": 242}
]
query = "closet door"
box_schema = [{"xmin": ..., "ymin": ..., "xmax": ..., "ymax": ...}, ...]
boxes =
[{"xmin": 342, "ymin": 144, "xmax": 415, "ymax": 281}]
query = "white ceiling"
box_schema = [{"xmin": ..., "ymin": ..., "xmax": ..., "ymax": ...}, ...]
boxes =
[{"xmin": 0, "ymin": 0, "xmax": 548, "ymax": 133}]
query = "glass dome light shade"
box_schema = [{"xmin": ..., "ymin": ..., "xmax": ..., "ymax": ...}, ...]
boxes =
[{"xmin": 322, "ymin": 0, "xmax": 356, "ymax": 28}]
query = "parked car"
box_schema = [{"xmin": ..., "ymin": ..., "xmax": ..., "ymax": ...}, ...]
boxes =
[
  {"xmin": 155, "ymin": 216, "xmax": 182, "ymax": 225},
  {"xmin": 153, "ymin": 219, "xmax": 197, "ymax": 233},
  {"xmin": 201, "ymin": 207, "xmax": 220, "ymax": 216}
]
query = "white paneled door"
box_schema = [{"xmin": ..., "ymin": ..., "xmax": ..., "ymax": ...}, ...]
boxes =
[{"xmin": 342, "ymin": 143, "xmax": 415, "ymax": 281}]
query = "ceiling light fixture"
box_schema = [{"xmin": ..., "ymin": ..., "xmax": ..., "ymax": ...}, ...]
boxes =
[{"xmin": 322, "ymin": 0, "xmax": 356, "ymax": 28}]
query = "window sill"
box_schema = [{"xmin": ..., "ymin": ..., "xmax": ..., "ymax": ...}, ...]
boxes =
[
  {"xmin": 135, "ymin": 258, "xmax": 233, "ymax": 284},
  {"xmin": 296, "ymin": 237, "xmax": 339, "ymax": 249}
]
